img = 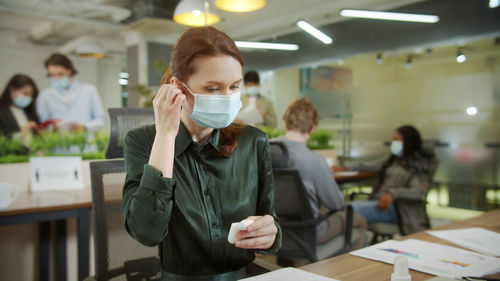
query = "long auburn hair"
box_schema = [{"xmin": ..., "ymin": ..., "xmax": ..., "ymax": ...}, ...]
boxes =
[
  {"xmin": 0, "ymin": 74, "xmax": 40, "ymax": 123},
  {"xmin": 377, "ymin": 125, "xmax": 423, "ymax": 186},
  {"xmin": 161, "ymin": 26, "xmax": 245, "ymax": 157}
]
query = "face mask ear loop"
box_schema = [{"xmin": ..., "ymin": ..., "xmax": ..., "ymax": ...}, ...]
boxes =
[{"xmin": 181, "ymin": 81, "xmax": 195, "ymax": 98}]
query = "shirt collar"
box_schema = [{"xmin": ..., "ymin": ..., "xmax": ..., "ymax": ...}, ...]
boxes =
[{"xmin": 174, "ymin": 122, "xmax": 222, "ymax": 157}]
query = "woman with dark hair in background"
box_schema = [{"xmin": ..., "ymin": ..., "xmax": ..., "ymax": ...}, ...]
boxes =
[
  {"xmin": 0, "ymin": 74, "xmax": 40, "ymax": 136},
  {"xmin": 122, "ymin": 26, "xmax": 281, "ymax": 280},
  {"xmin": 335, "ymin": 125, "xmax": 433, "ymax": 234}
]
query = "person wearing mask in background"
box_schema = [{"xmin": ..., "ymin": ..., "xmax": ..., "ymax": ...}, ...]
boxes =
[
  {"xmin": 37, "ymin": 53, "xmax": 105, "ymax": 132},
  {"xmin": 271, "ymin": 97, "xmax": 367, "ymax": 250},
  {"xmin": 237, "ymin": 70, "xmax": 277, "ymax": 128},
  {"xmin": 0, "ymin": 74, "xmax": 40, "ymax": 137},
  {"xmin": 334, "ymin": 125, "xmax": 434, "ymax": 234},
  {"xmin": 122, "ymin": 26, "xmax": 281, "ymax": 280}
]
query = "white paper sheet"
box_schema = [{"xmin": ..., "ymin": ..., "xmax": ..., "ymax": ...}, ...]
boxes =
[
  {"xmin": 239, "ymin": 267, "xmax": 339, "ymax": 281},
  {"xmin": 427, "ymin": 227, "xmax": 500, "ymax": 257},
  {"xmin": 350, "ymin": 239, "xmax": 500, "ymax": 278},
  {"xmin": 333, "ymin": 171, "xmax": 360, "ymax": 177}
]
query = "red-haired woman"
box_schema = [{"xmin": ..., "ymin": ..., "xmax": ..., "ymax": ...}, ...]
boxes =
[{"xmin": 122, "ymin": 26, "xmax": 281, "ymax": 280}]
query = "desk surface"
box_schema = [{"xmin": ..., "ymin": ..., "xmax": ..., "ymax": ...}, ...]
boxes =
[
  {"xmin": 300, "ymin": 208, "xmax": 500, "ymax": 281},
  {"xmin": 332, "ymin": 169, "xmax": 377, "ymax": 184},
  {"xmin": 0, "ymin": 187, "xmax": 92, "ymax": 217}
]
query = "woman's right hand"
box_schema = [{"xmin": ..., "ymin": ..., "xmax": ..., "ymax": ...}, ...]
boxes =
[{"xmin": 152, "ymin": 84, "xmax": 186, "ymax": 137}]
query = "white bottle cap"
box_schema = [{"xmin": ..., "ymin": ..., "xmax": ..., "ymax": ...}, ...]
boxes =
[{"xmin": 391, "ymin": 256, "xmax": 411, "ymax": 281}]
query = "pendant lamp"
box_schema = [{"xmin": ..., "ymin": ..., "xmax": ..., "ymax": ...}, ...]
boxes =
[
  {"xmin": 215, "ymin": 0, "xmax": 266, "ymax": 13},
  {"xmin": 173, "ymin": 0, "xmax": 220, "ymax": 26}
]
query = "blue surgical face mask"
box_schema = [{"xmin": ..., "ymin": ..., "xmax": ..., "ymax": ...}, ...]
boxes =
[
  {"xmin": 391, "ymin": 140, "xmax": 404, "ymax": 157},
  {"xmin": 245, "ymin": 86, "xmax": 260, "ymax": 96},
  {"xmin": 13, "ymin": 95, "xmax": 33, "ymax": 108},
  {"xmin": 51, "ymin": 77, "xmax": 71, "ymax": 91},
  {"xmin": 182, "ymin": 82, "xmax": 242, "ymax": 129}
]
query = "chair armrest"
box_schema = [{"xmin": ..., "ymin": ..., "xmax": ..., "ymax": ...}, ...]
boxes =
[{"xmin": 279, "ymin": 209, "xmax": 337, "ymax": 228}]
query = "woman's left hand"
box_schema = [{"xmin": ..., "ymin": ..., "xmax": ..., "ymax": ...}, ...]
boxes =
[{"xmin": 235, "ymin": 215, "xmax": 277, "ymax": 249}]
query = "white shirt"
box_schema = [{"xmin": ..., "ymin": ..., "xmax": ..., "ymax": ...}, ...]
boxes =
[{"xmin": 37, "ymin": 80, "xmax": 105, "ymax": 132}]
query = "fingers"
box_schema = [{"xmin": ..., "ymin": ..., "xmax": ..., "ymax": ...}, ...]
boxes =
[
  {"xmin": 234, "ymin": 215, "xmax": 277, "ymax": 249},
  {"xmin": 245, "ymin": 215, "xmax": 273, "ymax": 232},
  {"xmin": 235, "ymin": 235, "xmax": 275, "ymax": 249}
]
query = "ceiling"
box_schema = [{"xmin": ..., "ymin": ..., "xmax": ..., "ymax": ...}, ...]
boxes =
[{"xmin": 0, "ymin": 0, "xmax": 499, "ymax": 70}]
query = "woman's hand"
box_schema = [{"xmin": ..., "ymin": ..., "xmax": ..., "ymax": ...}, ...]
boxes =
[
  {"xmin": 152, "ymin": 84, "xmax": 185, "ymax": 137},
  {"xmin": 377, "ymin": 192, "xmax": 394, "ymax": 210},
  {"xmin": 235, "ymin": 215, "xmax": 277, "ymax": 249}
]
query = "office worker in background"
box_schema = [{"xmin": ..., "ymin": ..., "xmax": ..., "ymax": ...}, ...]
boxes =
[
  {"xmin": 237, "ymin": 70, "xmax": 277, "ymax": 128},
  {"xmin": 37, "ymin": 53, "xmax": 105, "ymax": 132},
  {"xmin": 272, "ymin": 97, "xmax": 367, "ymax": 249},
  {"xmin": 122, "ymin": 26, "xmax": 281, "ymax": 280},
  {"xmin": 335, "ymin": 125, "xmax": 432, "ymax": 234},
  {"xmin": 0, "ymin": 74, "xmax": 40, "ymax": 137}
]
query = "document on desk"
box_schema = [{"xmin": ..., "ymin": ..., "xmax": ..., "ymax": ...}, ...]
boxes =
[
  {"xmin": 427, "ymin": 227, "xmax": 500, "ymax": 257},
  {"xmin": 350, "ymin": 239, "xmax": 500, "ymax": 278},
  {"xmin": 239, "ymin": 267, "xmax": 339, "ymax": 281}
]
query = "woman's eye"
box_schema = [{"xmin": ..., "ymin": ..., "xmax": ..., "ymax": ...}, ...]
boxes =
[
  {"xmin": 206, "ymin": 87, "xmax": 219, "ymax": 92},
  {"xmin": 230, "ymin": 85, "xmax": 240, "ymax": 90}
]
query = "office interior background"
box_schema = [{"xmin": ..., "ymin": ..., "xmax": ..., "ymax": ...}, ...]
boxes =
[{"xmin": 0, "ymin": 0, "xmax": 499, "ymax": 280}]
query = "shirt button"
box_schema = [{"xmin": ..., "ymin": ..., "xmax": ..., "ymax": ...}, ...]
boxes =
[
  {"xmin": 212, "ymin": 222, "xmax": 218, "ymax": 229},
  {"xmin": 204, "ymin": 189, "xmax": 211, "ymax": 196}
]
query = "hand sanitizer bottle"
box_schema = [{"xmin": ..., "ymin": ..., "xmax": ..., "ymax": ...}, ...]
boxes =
[{"xmin": 391, "ymin": 256, "xmax": 411, "ymax": 281}]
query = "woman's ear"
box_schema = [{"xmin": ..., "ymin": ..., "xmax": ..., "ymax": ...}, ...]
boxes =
[{"xmin": 170, "ymin": 77, "xmax": 181, "ymax": 86}]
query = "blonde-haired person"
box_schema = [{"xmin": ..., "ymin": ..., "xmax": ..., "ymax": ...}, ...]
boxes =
[
  {"xmin": 271, "ymin": 97, "xmax": 366, "ymax": 249},
  {"xmin": 122, "ymin": 26, "xmax": 281, "ymax": 280}
]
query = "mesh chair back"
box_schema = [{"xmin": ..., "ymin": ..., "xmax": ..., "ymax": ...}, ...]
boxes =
[
  {"xmin": 90, "ymin": 160, "xmax": 160, "ymax": 280},
  {"xmin": 269, "ymin": 141, "xmax": 317, "ymax": 260},
  {"xmin": 106, "ymin": 108, "xmax": 154, "ymax": 159}
]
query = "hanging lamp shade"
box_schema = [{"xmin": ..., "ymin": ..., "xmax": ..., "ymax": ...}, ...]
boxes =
[
  {"xmin": 173, "ymin": 0, "xmax": 220, "ymax": 26},
  {"xmin": 215, "ymin": 0, "xmax": 266, "ymax": 12},
  {"xmin": 75, "ymin": 39, "xmax": 107, "ymax": 59}
]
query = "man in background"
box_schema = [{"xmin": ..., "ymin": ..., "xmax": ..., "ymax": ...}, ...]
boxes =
[
  {"xmin": 37, "ymin": 53, "xmax": 105, "ymax": 132},
  {"xmin": 237, "ymin": 70, "xmax": 277, "ymax": 128}
]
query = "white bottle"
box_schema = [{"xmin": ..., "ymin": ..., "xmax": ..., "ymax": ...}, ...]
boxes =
[{"xmin": 391, "ymin": 256, "xmax": 412, "ymax": 281}]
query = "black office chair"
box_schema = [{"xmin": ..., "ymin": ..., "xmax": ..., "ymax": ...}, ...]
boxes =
[
  {"xmin": 105, "ymin": 108, "xmax": 155, "ymax": 159},
  {"xmin": 350, "ymin": 145, "xmax": 439, "ymax": 244},
  {"xmin": 269, "ymin": 141, "xmax": 355, "ymax": 265},
  {"xmin": 87, "ymin": 160, "xmax": 161, "ymax": 281}
]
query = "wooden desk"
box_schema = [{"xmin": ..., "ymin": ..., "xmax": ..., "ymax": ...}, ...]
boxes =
[
  {"xmin": 0, "ymin": 188, "xmax": 92, "ymax": 281},
  {"xmin": 300, "ymin": 208, "xmax": 500, "ymax": 281}
]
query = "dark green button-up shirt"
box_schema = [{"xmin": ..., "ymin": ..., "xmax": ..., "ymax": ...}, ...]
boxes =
[{"xmin": 122, "ymin": 122, "xmax": 282, "ymax": 278}]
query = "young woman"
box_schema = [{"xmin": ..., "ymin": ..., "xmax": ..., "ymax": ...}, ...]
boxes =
[
  {"xmin": 0, "ymin": 74, "xmax": 40, "ymax": 136},
  {"xmin": 335, "ymin": 125, "xmax": 433, "ymax": 234},
  {"xmin": 122, "ymin": 26, "xmax": 281, "ymax": 280}
]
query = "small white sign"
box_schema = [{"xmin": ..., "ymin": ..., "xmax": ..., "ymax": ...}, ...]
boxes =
[{"xmin": 30, "ymin": 156, "xmax": 84, "ymax": 192}]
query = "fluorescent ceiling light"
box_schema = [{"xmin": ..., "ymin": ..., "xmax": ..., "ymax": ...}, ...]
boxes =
[
  {"xmin": 296, "ymin": 20, "xmax": 333, "ymax": 45},
  {"xmin": 340, "ymin": 9, "xmax": 439, "ymax": 23},
  {"xmin": 490, "ymin": 0, "xmax": 500, "ymax": 8},
  {"xmin": 235, "ymin": 41, "xmax": 299, "ymax": 51}
]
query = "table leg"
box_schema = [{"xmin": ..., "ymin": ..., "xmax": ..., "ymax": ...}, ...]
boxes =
[
  {"xmin": 77, "ymin": 208, "xmax": 90, "ymax": 281},
  {"xmin": 39, "ymin": 221, "xmax": 50, "ymax": 281},
  {"xmin": 56, "ymin": 220, "xmax": 67, "ymax": 281}
]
